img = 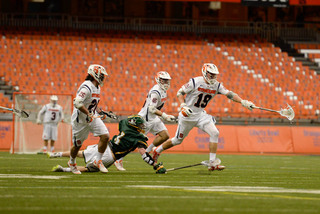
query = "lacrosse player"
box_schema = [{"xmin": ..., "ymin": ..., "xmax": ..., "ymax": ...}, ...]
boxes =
[
  {"xmin": 51, "ymin": 115, "xmax": 166, "ymax": 174},
  {"xmin": 153, "ymin": 63, "xmax": 255, "ymax": 171},
  {"xmin": 36, "ymin": 95, "xmax": 64, "ymax": 153},
  {"xmin": 140, "ymin": 71, "xmax": 176, "ymax": 148},
  {"xmin": 113, "ymin": 71, "xmax": 175, "ymax": 171},
  {"xmin": 114, "ymin": 72, "xmax": 176, "ymax": 169},
  {"xmin": 68, "ymin": 64, "xmax": 111, "ymax": 174}
]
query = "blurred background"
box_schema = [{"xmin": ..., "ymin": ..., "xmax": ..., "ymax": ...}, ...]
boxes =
[{"xmin": 0, "ymin": 0, "xmax": 320, "ymax": 153}]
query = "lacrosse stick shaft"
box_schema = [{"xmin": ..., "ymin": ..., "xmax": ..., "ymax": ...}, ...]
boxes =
[
  {"xmin": 93, "ymin": 112, "xmax": 118, "ymax": 120},
  {"xmin": 0, "ymin": 106, "xmax": 29, "ymax": 118},
  {"xmin": 252, "ymin": 106, "xmax": 279, "ymax": 113},
  {"xmin": 0, "ymin": 106, "xmax": 14, "ymax": 111},
  {"xmin": 166, "ymin": 163, "xmax": 202, "ymax": 172}
]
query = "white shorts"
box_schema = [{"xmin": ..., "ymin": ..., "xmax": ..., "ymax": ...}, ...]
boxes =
[
  {"xmin": 145, "ymin": 117, "xmax": 167, "ymax": 135},
  {"xmin": 72, "ymin": 118, "xmax": 109, "ymax": 147},
  {"xmin": 176, "ymin": 111, "xmax": 216, "ymax": 140},
  {"xmin": 83, "ymin": 144, "xmax": 116, "ymax": 172},
  {"xmin": 42, "ymin": 123, "xmax": 58, "ymax": 141}
]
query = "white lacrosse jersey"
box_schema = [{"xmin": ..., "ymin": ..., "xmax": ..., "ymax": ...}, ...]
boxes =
[
  {"xmin": 71, "ymin": 80, "xmax": 101, "ymax": 124},
  {"xmin": 38, "ymin": 103, "xmax": 64, "ymax": 125},
  {"xmin": 181, "ymin": 76, "xmax": 229, "ymax": 116},
  {"xmin": 138, "ymin": 84, "xmax": 168, "ymax": 122}
]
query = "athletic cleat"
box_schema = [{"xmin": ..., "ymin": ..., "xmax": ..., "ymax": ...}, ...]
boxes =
[
  {"xmin": 208, "ymin": 165, "xmax": 225, "ymax": 171},
  {"xmin": 152, "ymin": 150, "xmax": 160, "ymax": 163},
  {"xmin": 51, "ymin": 165, "xmax": 64, "ymax": 172},
  {"xmin": 114, "ymin": 159, "xmax": 126, "ymax": 171},
  {"xmin": 93, "ymin": 160, "xmax": 108, "ymax": 173},
  {"xmin": 68, "ymin": 160, "xmax": 81, "ymax": 174}
]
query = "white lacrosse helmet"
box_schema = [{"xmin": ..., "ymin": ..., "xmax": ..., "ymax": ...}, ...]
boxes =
[
  {"xmin": 50, "ymin": 95, "xmax": 58, "ymax": 105},
  {"xmin": 50, "ymin": 95, "xmax": 58, "ymax": 102},
  {"xmin": 88, "ymin": 64, "xmax": 108, "ymax": 86},
  {"xmin": 202, "ymin": 63, "xmax": 219, "ymax": 85},
  {"xmin": 155, "ymin": 71, "xmax": 171, "ymax": 91}
]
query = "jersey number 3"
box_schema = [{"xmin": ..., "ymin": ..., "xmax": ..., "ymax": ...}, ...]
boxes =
[{"xmin": 51, "ymin": 112, "xmax": 56, "ymax": 120}]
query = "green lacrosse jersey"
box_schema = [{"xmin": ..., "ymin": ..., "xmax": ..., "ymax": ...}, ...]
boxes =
[{"xmin": 110, "ymin": 119, "xmax": 148, "ymax": 160}]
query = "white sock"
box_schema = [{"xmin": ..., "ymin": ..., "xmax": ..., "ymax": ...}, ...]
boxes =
[
  {"xmin": 156, "ymin": 145, "xmax": 164, "ymax": 153},
  {"xmin": 69, "ymin": 156, "xmax": 76, "ymax": 164},
  {"xmin": 50, "ymin": 147, "xmax": 54, "ymax": 152},
  {"xmin": 146, "ymin": 144, "xmax": 155, "ymax": 153},
  {"xmin": 210, "ymin": 153, "xmax": 216, "ymax": 161},
  {"xmin": 43, "ymin": 146, "xmax": 47, "ymax": 151},
  {"xmin": 96, "ymin": 152, "xmax": 103, "ymax": 161}
]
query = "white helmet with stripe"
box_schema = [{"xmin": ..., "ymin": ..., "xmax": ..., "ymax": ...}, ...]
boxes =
[
  {"xmin": 88, "ymin": 64, "xmax": 108, "ymax": 86},
  {"xmin": 155, "ymin": 71, "xmax": 171, "ymax": 91},
  {"xmin": 202, "ymin": 63, "xmax": 219, "ymax": 85}
]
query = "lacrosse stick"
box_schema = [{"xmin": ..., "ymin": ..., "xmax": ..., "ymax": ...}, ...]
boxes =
[
  {"xmin": 252, "ymin": 104, "xmax": 295, "ymax": 121},
  {"xmin": 0, "ymin": 106, "xmax": 29, "ymax": 118},
  {"xmin": 93, "ymin": 110, "xmax": 119, "ymax": 120},
  {"xmin": 166, "ymin": 158, "xmax": 221, "ymax": 172}
]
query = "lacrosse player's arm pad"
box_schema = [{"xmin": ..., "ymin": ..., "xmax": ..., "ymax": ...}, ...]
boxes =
[
  {"xmin": 148, "ymin": 105, "xmax": 157, "ymax": 114},
  {"xmin": 141, "ymin": 152, "xmax": 155, "ymax": 166},
  {"xmin": 177, "ymin": 87, "xmax": 186, "ymax": 97},
  {"xmin": 226, "ymin": 91, "xmax": 238, "ymax": 100},
  {"xmin": 73, "ymin": 98, "xmax": 84, "ymax": 109}
]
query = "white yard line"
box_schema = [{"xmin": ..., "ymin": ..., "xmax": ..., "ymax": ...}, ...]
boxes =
[
  {"xmin": 0, "ymin": 206, "xmax": 317, "ymax": 213},
  {"xmin": 127, "ymin": 185, "xmax": 320, "ymax": 195},
  {"xmin": 0, "ymin": 174, "xmax": 69, "ymax": 179},
  {"xmin": 0, "ymin": 194, "xmax": 222, "ymax": 199}
]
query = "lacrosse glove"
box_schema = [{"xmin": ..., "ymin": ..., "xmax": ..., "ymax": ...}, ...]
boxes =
[
  {"xmin": 161, "ymin": 112, "xmax": 176, "ymax": 122},
  {"xmin": 86, "ymin": 112, "xmax": 94, "ymax": 123},
  {"xmin": 98, "ymin": 112, "xmax": 107, "ymax": 120},
  {"xmin": 179, "ymin": 103, "xmax": 193, "ymax": 117},
  {"xmin": 241, "ymin": 100, "xmax": 255, "ymax": 111},
  {"xmin": 154, "ymin": 162, "xmax": 166, "ymax": 174}
]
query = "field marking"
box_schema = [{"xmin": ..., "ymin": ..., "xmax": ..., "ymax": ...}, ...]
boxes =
[
  {"xmin": 0, "ymin": 186, "xmax": 123, "ymax": 189},
  {"xmin": 127, "ymin": 185, "xmax": 320, "ymax": 195},
  {"xmin": 0, "ymin": 174, "xmax": 69, "ymax": 180},
  {"xmin": 0, "ymin": 205, "xmax": 318, "ymax": 213},
  {"xmin": 0, "ymin": 194, "xmax": 222, "ymax": 199},
  {"xmin": 221, "ymin": 192, "xmax": 320, "ymax": 201}
]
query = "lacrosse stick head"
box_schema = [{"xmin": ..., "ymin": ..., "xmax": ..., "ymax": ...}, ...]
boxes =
[
  {"xmin": 279, "ymin": 104, "xmax": 295, "ymax": 121},
  {"xmin": 14, "ymin": 109, "xmax": 29, "ymax": 118}
]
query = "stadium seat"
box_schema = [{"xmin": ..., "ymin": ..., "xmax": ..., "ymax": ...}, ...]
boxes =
[{"xmin": 0, "ymin": 30, "xmax": 319, "ymax": 119}]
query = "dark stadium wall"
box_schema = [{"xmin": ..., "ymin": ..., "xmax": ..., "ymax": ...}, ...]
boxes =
[
  {"xmin": 0, "ymin": 0, "xmax": 318, "ymax": 23},
  {"xmin": 218, "ymin": 3, "xmax": 248, "ymax": 21}
]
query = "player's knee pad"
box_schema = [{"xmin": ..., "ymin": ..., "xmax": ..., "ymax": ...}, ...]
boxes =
[{"xmin": 171, "ymin": 137, "xmax": 183, "ymax": 146}]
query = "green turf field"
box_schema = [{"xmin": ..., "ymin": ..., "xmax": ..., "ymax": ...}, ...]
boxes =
[{"xmin": 0, "ymin": 152, "xmax": 319, "ymax": 214}]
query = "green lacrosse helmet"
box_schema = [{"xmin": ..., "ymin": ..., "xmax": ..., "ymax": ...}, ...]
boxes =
[{"xmin": 127, "ymin": 115, "xmax": 146, "ymax": 133}]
